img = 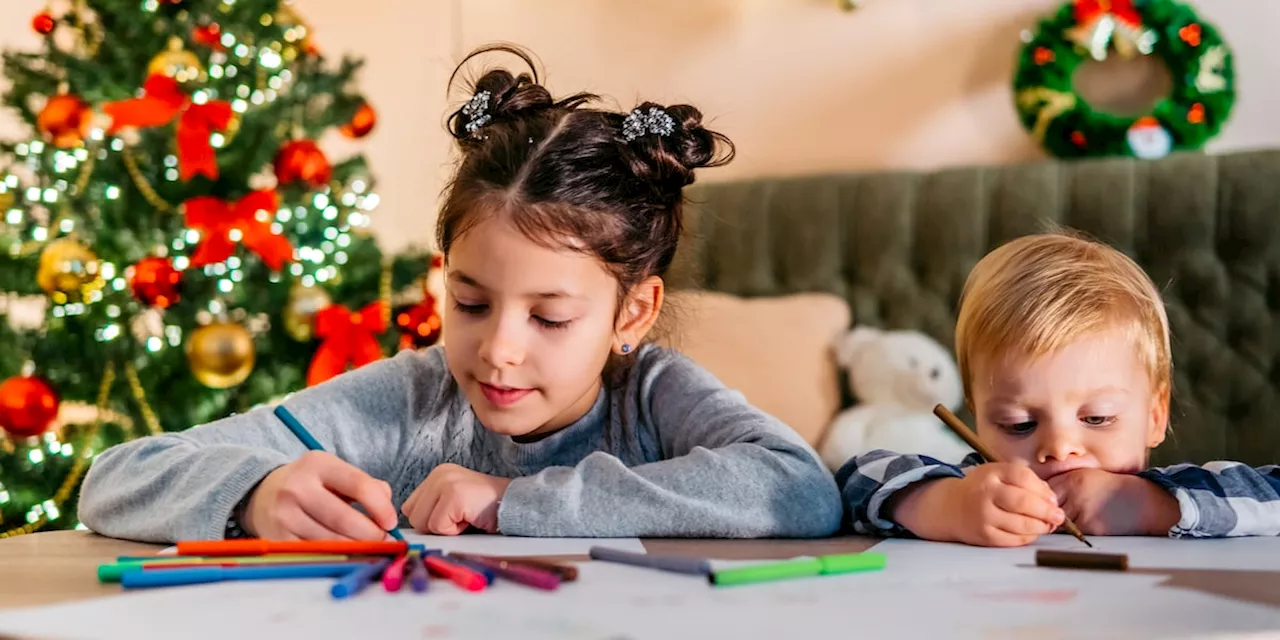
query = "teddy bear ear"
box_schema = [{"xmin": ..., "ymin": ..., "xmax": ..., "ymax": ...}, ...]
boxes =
[{"xmin": 833, "ymin": 326, "xmax": 881, "ymax": 369}]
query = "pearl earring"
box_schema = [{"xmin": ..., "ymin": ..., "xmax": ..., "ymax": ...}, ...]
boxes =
[{"xmin": 621, "ymin": 344, "xmax": 631, "ymax": 354}]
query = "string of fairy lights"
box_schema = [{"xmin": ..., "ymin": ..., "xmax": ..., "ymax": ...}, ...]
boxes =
[{"xmin": 0, "ymin": 0, "xmax": 384, "ymax": 531}]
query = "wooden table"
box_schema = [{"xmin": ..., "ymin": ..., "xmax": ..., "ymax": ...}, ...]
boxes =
[{"xmin": 0, "ymin": 530, "xmax": 879, "ymax": 611}]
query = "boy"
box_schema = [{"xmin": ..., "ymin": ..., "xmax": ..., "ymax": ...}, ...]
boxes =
[{"xmin": 837, "ymin": 231, "xmax": 1280, "ymax": 546}]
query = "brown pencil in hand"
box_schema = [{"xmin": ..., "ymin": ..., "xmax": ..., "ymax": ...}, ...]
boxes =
[{"xmin": 932, "ymin": 404, "xmax": 1093, "ymax": 548}]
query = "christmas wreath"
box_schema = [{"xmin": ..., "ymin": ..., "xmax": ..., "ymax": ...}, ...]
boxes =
[{"xmin": 1013, "ymin": 0, "xmax": 1235, "ymax": 160}]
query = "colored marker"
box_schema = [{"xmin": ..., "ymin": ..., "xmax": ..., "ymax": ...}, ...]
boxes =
[
  {"xmin": 406, "ymin": 551, "xmax": 429, "ymax": 593},
  {"xmin": 383, "ymin": 553, "xmax": 409, "ymax": 592},
  {"xmin": 272, "ymin": 405, "xmax": 405, "ymax": 542},
  {"xmin": 445, "ymin": 556, "xmax": 496, "ymax": 585},
  {"xmin": 450, "ymin": 553, "xmax": 578, "ymax": 582},
  {"xmin": 589, "ymin": 546, "xmax": 711, "ymax": 576},
  {"xmin": 121, "ymin": 562, "xmax": 370, "ymax": 590},
  {"xmin": 332, "ymin": 557, "xmax": 392, "ymax": 599},
  {"xmin": 451, "ymin": 554, "xmax": 560, "ymax": 591},
  {"xmin": 98, "ymin": 554, "xmax": 348, "ymax": 583},
  {"xmin": 176, "ymin": 539, "xmax": 406, "ymax": 557},
  {"xmin": 709, "ymin": 552, "xmax": 886, "ymax": 587},
  {"xmin": 423, "ymin": 554, "xmax": 487, "ymax": 592}
]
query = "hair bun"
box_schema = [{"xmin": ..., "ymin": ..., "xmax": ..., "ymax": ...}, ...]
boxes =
[
  {"xmin": 621, "ymin": 102, "xmax": 735, "ymax": 198},
  {"xmin": 447, "ymin": 46, "xmax": 556, "ymax": 140}
]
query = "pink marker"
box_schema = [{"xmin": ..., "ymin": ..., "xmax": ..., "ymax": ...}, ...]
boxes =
[{"xmin": 382, "ymin": 553, "xmax": 409, "ymax": 592}]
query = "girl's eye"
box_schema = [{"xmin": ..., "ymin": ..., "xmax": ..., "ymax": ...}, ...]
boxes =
[
  {"xmin": 534, "ymin": 316, "xmax": 571, "ymax": 330},
  {"xmin": 1082, "ymin": 415, "xmax": 1114, "ymax": 427},
  {"xmin": 454, "ymin": 302, "xmax": 487, "ymax": 315},
  {"xmin": 1000, "ymin": 421, "xmax": 1037, "ymax": 435}
]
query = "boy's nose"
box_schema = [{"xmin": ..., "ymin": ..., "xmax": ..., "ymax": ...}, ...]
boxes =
[{"xmin": 1036, "ymin": 422, "xmax": 1086, "ymax": 463}]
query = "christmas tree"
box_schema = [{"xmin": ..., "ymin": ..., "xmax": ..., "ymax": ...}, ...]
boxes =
[{"xmin": 0, "ymin": 0, "xmax": 442, "ymax": 537}]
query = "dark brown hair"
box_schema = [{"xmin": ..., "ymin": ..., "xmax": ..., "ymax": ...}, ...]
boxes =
[{"xmin": 436, "ymin": 45, "xmax": 734, "ymax": 306}]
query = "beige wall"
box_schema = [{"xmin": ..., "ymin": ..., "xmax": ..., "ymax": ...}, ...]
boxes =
[{"xmin": 2, "ymin": 1, "xmax": 1276, "ymax": 254}]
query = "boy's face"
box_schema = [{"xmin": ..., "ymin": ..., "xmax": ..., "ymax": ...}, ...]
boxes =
[
  {"xmin": 970, "ymin": 326, "xmax": 1169, "ymax": 479},
  {"xmin": 442, "ymin": 216, "xmax": 620, "ymax": 440}
]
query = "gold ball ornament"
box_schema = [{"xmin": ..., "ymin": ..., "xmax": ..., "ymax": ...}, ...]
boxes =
[
  {"xmin": 0, "ymin": 188, "xmax": 13, "ymax": 212},
  {"xmin": 148, "ymin": 37, "xmax": 205, "ymax": 84},
  {"xmin": 37, "ymin": 238, "xmax": 104, "ymax": 303},
  {"xmin": 186, "ymin": 321, "xmax": 256, "ymax": 388},
  {"xmin": 282, "ymin": 284, "xmax": 332, "ymax": 341}
]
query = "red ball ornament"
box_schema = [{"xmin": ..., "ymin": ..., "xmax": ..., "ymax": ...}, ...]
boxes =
[
  {"xmin": 394, "ymin": 295, "xmax": 442, "ymax": 350},
  {"xmin": 32, "ymin": 12, "xmax": 55, "ymax": 35},
  {"xmin": 274, "ymin": 140, "xmax": 332, "ymax": 187},
  {"xmin": 128, "ymin": 256, "xmax": 183, "ymax": 308},
  {"xmin": 0, "ymin": 375, "xmax": 60, "ymax": 439},
  {"xmin": 192, "ymin": 23, "xmax": 224, "ymax": 50},
  {"xmin": 339, "ymin": 103, "xmax": 377, "ymax": 139}
]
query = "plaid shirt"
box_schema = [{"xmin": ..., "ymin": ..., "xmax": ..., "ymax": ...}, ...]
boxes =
[{"xmin": 836, "ymin": 450, "xmax": 1280, "ymax": 539}]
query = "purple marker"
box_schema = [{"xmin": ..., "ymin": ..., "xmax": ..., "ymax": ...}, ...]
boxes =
[{"xmin": 407, "ymin": 551, "xmax": 429, "ymax": 593}]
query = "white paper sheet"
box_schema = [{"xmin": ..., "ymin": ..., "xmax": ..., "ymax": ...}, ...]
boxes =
[{"xmin": 4, "ymin": 537, "xmax": 1279, "ymax": 640}]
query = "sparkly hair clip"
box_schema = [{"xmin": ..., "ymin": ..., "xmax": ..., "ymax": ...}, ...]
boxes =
[
  {"xmin": 462, "ymin": 90, "xmax": 493, "ymax": 134},
  {"xmin": 622, "ymin": 107, "xmax": 675, "ymax": 142}
]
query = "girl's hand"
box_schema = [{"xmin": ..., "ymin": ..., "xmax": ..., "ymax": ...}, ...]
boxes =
[
  {"xmin": 1048, "ymin": 468, "xmax": 1180, "ymax": 536},
  {"xmin": 402, "ymin": 463, "xmax": 511, "ymax": 535},
  {"xmin": 242, "ymin": 451, "xmax": 398, "ymax": 540},
  {"xmin": 889, "ymin": 462, "xmax": 1065, "ymax": 547}
]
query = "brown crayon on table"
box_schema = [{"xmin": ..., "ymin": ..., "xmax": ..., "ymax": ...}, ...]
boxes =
[
  {"xmin": 1035, "ymin": 549, "xmax": 1128, "ymax": 571},
  {"xmin": 932, "ymin": 404, "xmax": 1093, "ymax": 548}
]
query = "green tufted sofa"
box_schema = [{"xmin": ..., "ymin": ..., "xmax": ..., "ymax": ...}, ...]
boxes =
[{"xmin": 671, "ymin": 148, "xmax": 1280, "ymax": 467}]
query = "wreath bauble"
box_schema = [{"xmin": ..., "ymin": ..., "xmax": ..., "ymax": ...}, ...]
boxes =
[{"xmin": 1013, "ymin": 0, "xmax": 1235, "ymax": 160}]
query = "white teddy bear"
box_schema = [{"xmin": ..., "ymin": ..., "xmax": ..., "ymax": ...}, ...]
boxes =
[{"xmin": 818, "ymin": 326, "xmax": 974, "ymax": 471}]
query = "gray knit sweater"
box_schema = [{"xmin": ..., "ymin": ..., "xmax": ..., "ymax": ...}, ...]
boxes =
[{"xmin": 78, "ymin": 344, "xmax": 843, "ymax": 543}]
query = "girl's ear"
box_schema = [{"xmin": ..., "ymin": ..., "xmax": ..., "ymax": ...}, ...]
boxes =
[{"xmin": 613, "ymin": 275, "xmax": 664, "ymax": 355}]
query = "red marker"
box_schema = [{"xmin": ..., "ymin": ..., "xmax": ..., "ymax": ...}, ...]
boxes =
[
  {"xmin": 382, "ymin": 553, "xmax": 409, "ymax": 592},
  {"xmin": 176, "ymin": 539, "xmax": 406, "ymax": 557},
  {"xmin": 423, "ymin": 555, "xmax": 487, "ymax": 592}
]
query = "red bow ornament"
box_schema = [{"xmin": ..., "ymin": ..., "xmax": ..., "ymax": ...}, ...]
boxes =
[
  {"xmin": 307, "ymin": 302, "xmax": 386, "ymax": 386},
  {"xmin": 183, "ymin": 190, "xmax": 293, "ymax": 270},
  {"xmin": 1067, "ymin": 0, "xmax": 1155, "ymax": 61},
  {"xmin": 103, "ymin": 74, "xmax": 234, "ymax": 181}
]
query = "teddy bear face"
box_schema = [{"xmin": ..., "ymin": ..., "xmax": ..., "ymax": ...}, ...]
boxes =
[{"xmin": 835, "ymin": 327, "xmax": 964, "ymax": 412}]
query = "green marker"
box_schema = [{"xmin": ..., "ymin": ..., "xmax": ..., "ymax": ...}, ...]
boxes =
[{"xmin": 709, "ymin": 552, "xmax": 886, "ymax": 587}]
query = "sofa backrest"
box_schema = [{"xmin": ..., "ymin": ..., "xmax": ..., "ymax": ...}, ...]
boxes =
[{"xmin": 672, "ymin": 148, "xmax": 1280, "ymax": 466}]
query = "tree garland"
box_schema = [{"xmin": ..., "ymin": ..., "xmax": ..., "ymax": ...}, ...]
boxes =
[{"xmin": 1013, "ymin": 0, "xmax": 1235, "ymax": 160}]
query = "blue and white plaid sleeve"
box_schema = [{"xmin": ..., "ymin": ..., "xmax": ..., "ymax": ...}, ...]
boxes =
[
  {"xmin": 1138, "ymin": 462, "xmax": 1280, "ymax": 538},
  {"xmin": 834, "ymin": 450, "xmax": 983, "ymax": 536}
]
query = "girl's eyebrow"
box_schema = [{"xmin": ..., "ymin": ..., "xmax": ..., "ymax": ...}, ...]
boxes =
[{"xmin": 449, "ymin": 269, "xmax": 578, "ymax": 300}]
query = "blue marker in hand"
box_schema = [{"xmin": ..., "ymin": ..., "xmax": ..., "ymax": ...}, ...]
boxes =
[{"xmin": 273, "ymin": 405, "xmax": 405, "ymax": 542}]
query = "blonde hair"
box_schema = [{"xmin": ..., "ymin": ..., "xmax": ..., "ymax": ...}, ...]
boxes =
[{"xmin": 955, "ymin": 229, "xmax": 1171, "ymax": 406}]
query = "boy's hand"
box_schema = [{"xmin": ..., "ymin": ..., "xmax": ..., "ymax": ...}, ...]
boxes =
[
  {"xmin": 402, "ymin": 463, "xmax": 511, "ymax": 536},
  {"xmin": 242, "ymin": 451, "xmax": 397, "ymax": 540},
  {"xmin": 889, "ymin": 462, "xmax": 1065, "ymax": 547},
  {"xmin": 1048, "ymin": 468, "xmax": 1180, "ymax": 536}
]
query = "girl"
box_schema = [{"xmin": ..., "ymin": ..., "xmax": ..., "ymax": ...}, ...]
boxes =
[
  {"xmin": 78, "ymin": 46, "xmax": 843, "ymax": 543},
  {"xmin": 838, "ymin": 231, "xmax": 1280, "ymax": 546}
]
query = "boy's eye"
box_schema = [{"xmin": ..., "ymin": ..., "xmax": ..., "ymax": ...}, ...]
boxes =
[
  {"xmin": 534, "ymin": 316, "xmax": 571, "ymax": 330},
  {"xmin": 1000, "ymin": 421, "xmax": 1037, "ymax": 435},
  {"xmin": 1082, "ymin": 415, "xmax": 1114, "ymax": 427}
]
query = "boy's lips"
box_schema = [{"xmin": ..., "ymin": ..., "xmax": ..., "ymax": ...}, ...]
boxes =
[
  {"xmin": 1038, "ymin": 460, "xmax": 1099, "ymax": 479},
  {"xmin": 479, "ymin": 382, "xmax": 533, "ymax": 407}
]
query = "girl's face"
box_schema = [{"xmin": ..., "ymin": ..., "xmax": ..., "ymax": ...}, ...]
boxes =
[
  {"xmin": 970, "ymin": 326, "xmax": 1169, "ymax": 479},
  {"xmin": 442, "ymin": 215, "xmax": 655, "ymax": 440}
]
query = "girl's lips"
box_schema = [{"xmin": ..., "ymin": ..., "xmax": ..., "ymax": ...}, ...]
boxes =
[{"xmin": 480, "ymin": 382, "xmax": 533, "ymax": 407}]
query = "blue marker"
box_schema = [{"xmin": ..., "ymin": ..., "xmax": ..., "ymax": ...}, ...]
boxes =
[
  {"xmin": 332, "ymin": 557, "xmax": 392, "ymax": 599},
  {"xmin": 121, "ymin": 562, "xmax": 368, "ymax": 589},
  {"xmin": 273, "ymin": 405, "xmax": 406, "ymax": 542}
]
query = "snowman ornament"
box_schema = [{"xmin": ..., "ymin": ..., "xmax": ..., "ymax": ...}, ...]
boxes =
[{"xmin": 1126, "ymin": 116, "xmax": 1173, "ymax": 160}]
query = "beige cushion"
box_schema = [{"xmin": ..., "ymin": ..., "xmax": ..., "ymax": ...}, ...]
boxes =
[{"xmin": 658, "ymin": 290, "xmax": 851, "ymax": 447}]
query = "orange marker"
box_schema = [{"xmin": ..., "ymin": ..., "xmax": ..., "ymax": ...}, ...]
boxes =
[{"xmin": 175, "ymin": 539, "xmax": 407, "ymax": 557}]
